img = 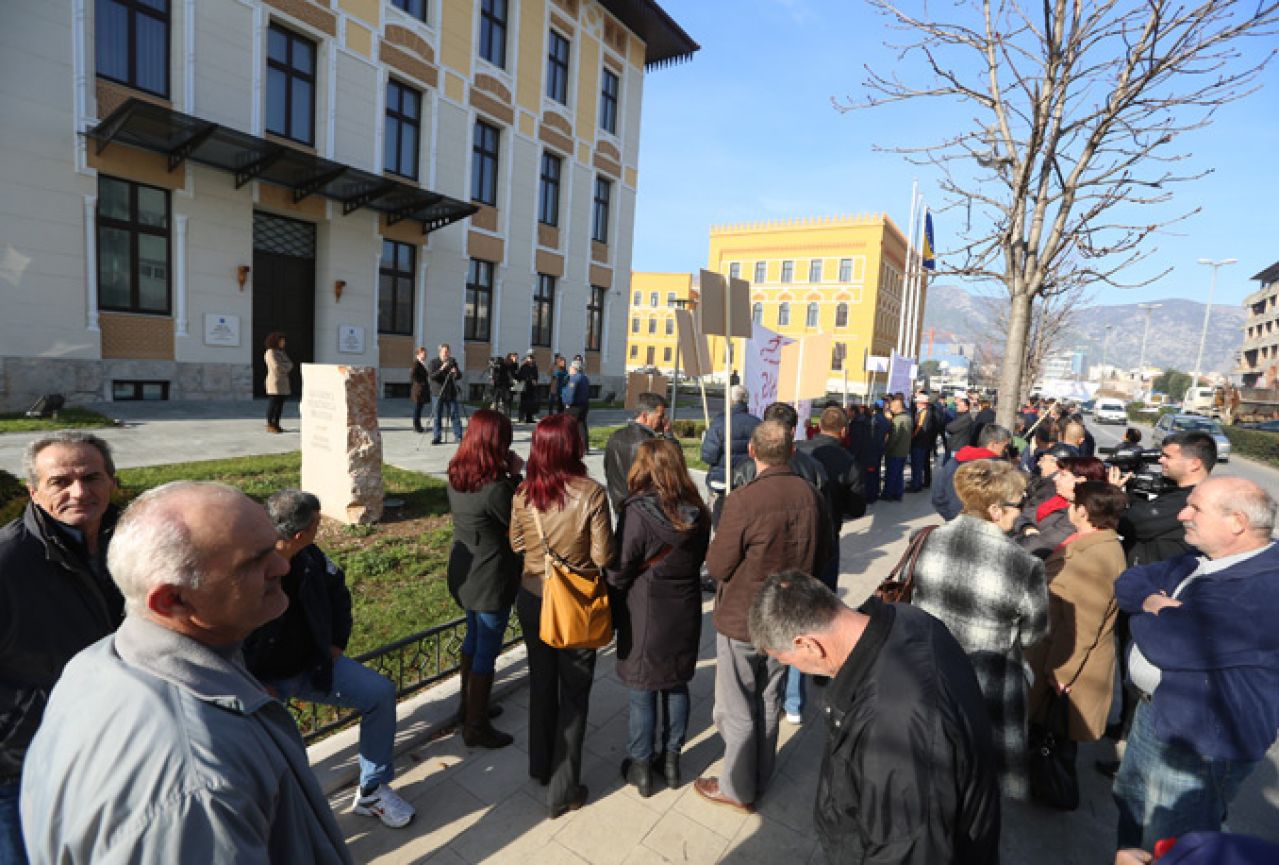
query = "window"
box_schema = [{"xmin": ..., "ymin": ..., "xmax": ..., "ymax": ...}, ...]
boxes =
[
  {"xmin": 778, "ymin": 302, "xmax": 790, "ymax": 326},
  {"xmin": 809, "ymin": 260, "xmax": 822, "ymax": 283},
  {"xmin": 632, "ymin": 290, "xmax": 640, "ymax": 305},
  {"xmin": 95, "ymin": 0, "xmax": 169, "ymax": 97},
  {"xmin": 547, "ymin": 30, "xmax": 570, "ymax": 104},
  {"xmin": 835, "ymin": 302, "xmax": 848, "ymax": 328},
  {"xmin": 471, "ymin": 120, "xmax": 500, "ymax": 206},
  {"xmin": 97, "ymin": 175, "xmax": 170, "ymax": 314},
  {"xmin": 538, "ymin": 152, "xmax": 561, "ymax": 226},
  {"xmin": 465, "ymin": 258, "xmax": 493, "ymax": 341},
  {"xmin": 806, "ymin": 302, "xmax": 819, "ymax": 328},
  {"xmin": 599, "ymin": 68, "xmax": 619, "ymax": 134},
  {"xmin": 752, "ymin": 302, "xmax": 762, "ymax": 324},
  {"xmin": 592, "ymin": 176, "xmax": 611, "ymax": 243},
  {"xmin": 630, "ymin": 344, "xmax": 637, "ymax": 358},
  {"xmin": 663, "ymin": 347, "xmax": 672, "ymax": 362},
  {"xmin": 666, "ymin": 292, "xmax": 676, "ymax": 306},
  {"xmin": 391, "ymin": 0, "xmax": 426, "ymax": 21},
  {"xmin": 754, "ymin": 261, "xmax": 766, "ymax": 283},
  {"xmin": 378, "ymin": 240, "xmax": 416, "ymax": 335},
  {"xmin": 266, "ymin": 25, "xmax": 315, "ymax": 145},
  {"xmin": 839, "ymin": 258, "xmax": 852, "ymax": 281},
  {"xmin": 832, "ymin": 342, "xmax": 847, "ymax": 371},
  {"xmin": 648, "ymin": 317, "xmax": 656, "ymax": 334},
  {"xmin": 649, "ymin": 292, "xmax": 658, "ymax": 307},
  {"xmin": 665, "ymin": 318, "xmax": 674, "ymax": 335},
  {"xmin": 112, "ymin": 380, "xmax": 169, "ymax": 401},
  {"xmin": 531, "ymin": 274, "xmax": 555, "ymax": 346},
  {"xmin": 384, "ymin": 80, "xmax": 420, "ymax": 179},
  {"xmin": 781, "ymin": 260, "xmax": 794, "ymax": 283},
  {"xmin": 631, "ymin": 317, "xmax": 639, "ymax": 333},
  {"xmin": 479, "ymin": 0, "xmax": 507, "ymax": 67},
  {"xmin": 728, "ymin": 262, "xmax": 740, "ymax": 279},
  {"xmin": 587, "ymin": 285, "xmax": 605, "ymax": 351}
]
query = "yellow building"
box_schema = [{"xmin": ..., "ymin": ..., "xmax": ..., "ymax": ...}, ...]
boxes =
[
  {"xmin": 625, "ymin": 272, "xmax": 697, "ymax": 372},
  {"xmin": 706, "ymin": 214, "xmax": 915, "ymax": 394}
]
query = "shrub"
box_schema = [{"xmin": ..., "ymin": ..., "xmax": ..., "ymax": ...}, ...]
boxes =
[
  {"xmin": 670, "ymin": 419, "xmax": 707, "ymax": 439},
  {"xmin": 1223, "ymin": 427, "xmax": 1279, "ymax": 467},
  {"xmin": 0, "ymin": 469, "xmax": 26, "ymax": 525}
]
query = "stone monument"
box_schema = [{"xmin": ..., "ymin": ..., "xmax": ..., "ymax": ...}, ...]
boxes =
[{"xmin": 301, "ymin": 364, "xmax": 384, "ymax": 524}]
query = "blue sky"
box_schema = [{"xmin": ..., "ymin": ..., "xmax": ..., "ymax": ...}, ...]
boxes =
[{"xmin": 631, "ymin": 0, "xmax": 1279, "ymax": 309}]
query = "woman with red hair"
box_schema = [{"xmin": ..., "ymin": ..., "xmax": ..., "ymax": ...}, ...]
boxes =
[
  {"xmin": 1017, "ymin": 456, "xmax": 1107, "ymax": 559},
  {"xmin": 509, "ymin": 413, "xmax": 614, "ymax": 818},
  {"xmin": 447, "ymin": 410, "xmax": 523, "ymax": 749}
]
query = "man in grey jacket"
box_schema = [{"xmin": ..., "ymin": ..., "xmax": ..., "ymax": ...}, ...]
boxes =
[{"xmin": 20, "ymin": 481, "xmax": 353, "ymax": 865}]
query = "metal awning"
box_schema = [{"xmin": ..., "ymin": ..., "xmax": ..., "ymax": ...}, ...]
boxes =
[
  {"xmin": 598, "ymin": 0, "xmax": 699, "ymax": 69},
  {"xmin": 86, "ymin": 99, "xmax": 477, "ymax": 234}
]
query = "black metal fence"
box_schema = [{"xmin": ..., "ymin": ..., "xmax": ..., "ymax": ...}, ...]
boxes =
[{"xmin": 291, "ymin": 614, "xmax": 524, "ymax": 743}]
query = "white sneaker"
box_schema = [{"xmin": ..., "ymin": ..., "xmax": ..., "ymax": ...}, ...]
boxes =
[
  {"xmin": 785, "ymin": 712, "xmax": 803, "ymax": 725},
  {"xmin": 351, "ymin": 784, "xmax": 416, "ymax": 828}
]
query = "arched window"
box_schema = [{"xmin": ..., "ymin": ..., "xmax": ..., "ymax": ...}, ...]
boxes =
[
  {"xmin": 648, "ymin": 317, "xmax": 656, "ymax": 333},
  {"xmin": 665, "ymin": 317, "xmax": 674, "ymax": 335},
  {"xmin": 752, "ymin": 302, "xmax": 763, "ymax": 324},
  {"xmin": 633, "ymin": 290, "xmax": 640, "ymax": 305},
  {"xmin": 806, "ymin": 302, "xmax": 819, "ymax": 328},
  {"xmin": 778, "ymin": 302, "xmax": 790, "ymax": 326},
  {"xmin": 835, "ymin": 302, "xmax": 848, "ymax": 328}
]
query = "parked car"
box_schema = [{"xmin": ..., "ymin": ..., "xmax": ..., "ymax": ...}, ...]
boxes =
[
  {"xmin": 1094, "ymin": 398, "xmax": 1128, "ymax": 424},
  {"xmin": 1080, "ymin": 399, "xmax": 1096, "ymax": 414},
  {"xmin": 1150, "ymin": 413, "xmax": 1231, "ymax": 462}
]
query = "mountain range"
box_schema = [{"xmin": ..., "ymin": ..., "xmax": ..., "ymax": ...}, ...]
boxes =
[{"xmin": 919, "ymin": 284, "xmax": 1245, "ymax": 376}]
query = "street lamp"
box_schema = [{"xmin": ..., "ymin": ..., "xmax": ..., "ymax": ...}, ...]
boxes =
[
  {"xmin": 1190, "ymin": 258, "xmax": 1238, "ymax": 400},
  {"xmin": 1137, "ymin": 303, "xmax": 1162, "ymax": 378},
  {"xmin": 1101, "ymin": 324, "xmax": 1114, "ymax": 374}
]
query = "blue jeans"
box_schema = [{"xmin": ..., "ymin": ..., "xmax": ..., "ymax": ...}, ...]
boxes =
[
  {"xmin": 432, "ymin": 397, "xmax": 463, "ymax": 442},
  {"xmin": 1114, "ymin": 701, "xmax": 1259, "ymax": 849},
  {"xmin": 267, "ymin": 656, "xmax": 398, "ymax": 791},
  {"xmin": 462, "ymin": 608, "xmax": 511, "ymax": 675},
  {"xmin": 783, "ymin": 666, "xmax": 805, "ymax": 717},
  {"xmin": 883, "ymin": 456, "xmax": 906, "ymax": 499},
  {"xmin": 0, "ymin": 782, "xmax": 27, "ymax": 865},
  {"xmin": 908, "ymin": 446, "xmax": 931, "ymax": 490},
  {"xmin": 628, "ymin": 685, "xmax": 690, "ymax": 762}
]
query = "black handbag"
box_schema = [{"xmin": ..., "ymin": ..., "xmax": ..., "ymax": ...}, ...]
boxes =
[{"xmin": 1028, "ymin": 689, "xmax": 1079, "ymax": 810}]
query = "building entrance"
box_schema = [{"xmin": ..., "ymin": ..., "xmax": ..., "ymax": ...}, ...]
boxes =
[{"xmin": 252, "ymin": 212, "xmax": 316, "ymax": 398}]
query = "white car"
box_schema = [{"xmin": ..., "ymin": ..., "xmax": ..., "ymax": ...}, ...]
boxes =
[{"xmin": 1094, "ymin": 398, "xmax": 1127, "ymax": 424}]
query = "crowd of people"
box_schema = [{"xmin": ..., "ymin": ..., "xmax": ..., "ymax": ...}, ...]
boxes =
[{"xmin": 3, "ymin": 381, "xmax": 1278, "ymax": 865}]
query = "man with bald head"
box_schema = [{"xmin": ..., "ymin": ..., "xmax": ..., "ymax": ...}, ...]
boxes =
[
  {"xmin": 1112, "ymin": 476, "xmax": 1279, "ymax": 852},
  {"xmin": 20, "ymin": 482, "xmax": 352, "ymax": 864}
]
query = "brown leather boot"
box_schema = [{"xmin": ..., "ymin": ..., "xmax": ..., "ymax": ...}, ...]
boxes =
[{"xmin": 463, "ymin": 672, "xmax": 513, "ymax": 749}]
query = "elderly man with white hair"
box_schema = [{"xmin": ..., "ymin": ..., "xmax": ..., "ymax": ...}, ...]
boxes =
[
  {"xmin": 563, "ymin": 357, "xmax": 592, "ymax": 447},
  {"xmin": 19, "ymin": 481, "xmax": 352, "ymax": 865},
  {"xmin": 1113, "ymin": 476, "xmax": 1279, "ymax": 854}
]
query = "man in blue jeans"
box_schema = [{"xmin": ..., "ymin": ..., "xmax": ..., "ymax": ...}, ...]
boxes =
[
  {"xmin": 428, "ymin": 343, "xmax": 465, "ymax": 444},
  {"xmin": 244, "ymin": 490, "xmax": 415, "ymax": 829},
  {"xmin": 1113, "ymin": 477, "xmax": 1279, "ymax": 852}
]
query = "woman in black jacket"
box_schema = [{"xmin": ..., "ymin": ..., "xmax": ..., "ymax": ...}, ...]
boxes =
[
  {"xmin": 606, "ymin": 438, "xmax": 710, "ymax": 796},
  {"xmin": 447, "ymin": 409, "xmax": 523, "ymax": 748}
]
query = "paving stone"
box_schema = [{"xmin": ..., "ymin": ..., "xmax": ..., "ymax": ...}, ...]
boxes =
[
  {"xmin": 718, "ymin": 812, "xmax": 817, "ymax": 865},
  {"xmin": 555, "ymin": 785, "xmax": 662, "ymax": 865},
  {"xmin": 640, "ymin": 809, "xmax": 730, "ymax": 865}
]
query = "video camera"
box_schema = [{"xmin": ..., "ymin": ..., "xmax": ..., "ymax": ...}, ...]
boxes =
[{"xmin": 1104, "ymin": 447, "xmax": 1173, "ymax": 501}]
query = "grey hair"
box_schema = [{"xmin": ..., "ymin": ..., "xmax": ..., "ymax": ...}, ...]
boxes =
[
  {"xmin": 634, "ymin": 392, "xmax": 668, "ymax": 417},
  {"xmin": 24, "ymin": 431, "xmax": 116, "ymax": 486},
  {"xmin": 977, "ymin": 424, "xmax": 1012, "ymax": 450},
  {"xmin": 748, "ymin": 570, "xmax": 841, "ymax": 655},
  {"xmin": 730, "ymin": 384, "xmax": 748, "ymax": 403},
  {"xmin": 1218, "ymin": 479, "xmax": 1277, "ymax": 536},
  {"xmin": 108, "ymin": 481, "xmax": 238, "ymax": 614},
  {"xmin": 265, "ymin": 489, "xmax": 322, "ymax": 539}
]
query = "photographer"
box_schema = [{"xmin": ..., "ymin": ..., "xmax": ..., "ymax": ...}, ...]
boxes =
[
  {"xmin": 428, "ymin": 343, "xmax": 465, "ymax": 444},
  {"xmin": 1112, "ymin": 430, "xmax": 1216, "ymax": 567},
  {"xmin": 487, "ymin": 354, "xmax": 514, "ymax": 417}
]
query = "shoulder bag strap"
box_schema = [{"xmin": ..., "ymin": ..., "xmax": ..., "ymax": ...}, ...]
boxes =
[
  {"xmin": 889, "ymin": 524, "xmax": 937, "ymax": 585},
  {"xmin": 529, "ymin": 504, "xmax": 600, "ymax": 576}
]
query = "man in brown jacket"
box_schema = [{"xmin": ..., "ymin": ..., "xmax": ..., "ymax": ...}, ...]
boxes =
[{"xmin": 694, "ymin": 420, "xmax": 832, "ymax": 812}]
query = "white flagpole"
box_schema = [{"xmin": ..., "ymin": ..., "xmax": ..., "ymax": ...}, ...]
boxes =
[
  {"xmin": 903, "ymin": 197, "xmax": 924, "ymax": 359},
  {"xmin": 907, "ymin": 203, "xmax": 927, "ymax": 359},
  {"xmin": 724, "ymin": 286, "xmax": 733, "ymax": 496},
  {"xmin": 897, "ymin": 180, "xmax": 918, "ymax": 352}
]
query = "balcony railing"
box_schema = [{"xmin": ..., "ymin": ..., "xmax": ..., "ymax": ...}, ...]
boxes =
[{"xmin": 291, "ymin": 614, "xmax": 525, "ymax": 743}]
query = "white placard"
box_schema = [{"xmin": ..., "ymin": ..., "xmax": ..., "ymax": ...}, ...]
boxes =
[
  {"xmin": 203, "ymin": 313, "xmax": 240, "ymax": 347},
  {"xmin": 338, "ymin": 325, "xmax": 365, "ymax": 354}
]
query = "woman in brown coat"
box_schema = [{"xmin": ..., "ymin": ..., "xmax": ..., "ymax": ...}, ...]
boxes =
[
  {"xmin": 509, "ymin": 413, "xmax": 613, "ymax": 819},
  {"xmin": 1028, "ymin": 481, "xmax": 1131, "ymax": 742},
  {"xmin": 263, "ymin": 331, "xmax": 293, "ymax": 433}
]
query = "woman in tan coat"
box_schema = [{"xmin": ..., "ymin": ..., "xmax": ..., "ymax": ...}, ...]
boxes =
[
  {"xmin": 263, "ymin": 331, "xmax": 293, "ymax": 433},
  {"xmin": 1028, "ymin": 480, "xmax": 1131, "ymax": 742},
  {"xmin": 509, "ymin": 413, "xmax": 613, "ymax": 819}
]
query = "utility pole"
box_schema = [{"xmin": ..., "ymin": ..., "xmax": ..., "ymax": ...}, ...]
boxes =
[
  {"xmin": 1136, "ymin": 303, "xmax": 1163, "ymax": 381},
  {"xmin": 1191, "ymin": 258, "xmax": 1237, "ymax": 398}
]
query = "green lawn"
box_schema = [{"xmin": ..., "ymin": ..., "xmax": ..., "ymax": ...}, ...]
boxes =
[{"xmin": 0, "ymin": 407, "xmax": 116, "ymax": 434}]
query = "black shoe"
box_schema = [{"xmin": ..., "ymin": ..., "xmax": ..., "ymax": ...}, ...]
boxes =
[
  {"xmin": 431, "ymin": 439, "xmax": 442, "ymax": 445},
  {"xmin": 549, "ymin": 785, "xmax": 588, "ymax": 819},
  {"xmin": 1095, "ymin": 759, "xmax": 1120, "ymax": 778},
  {"xmin": 622, "ymin": 759, "xmax": 654, "ymax": 798},
  {"xmin": 661, "ymin": 751, "xmax": 680, "ymax": 789}
]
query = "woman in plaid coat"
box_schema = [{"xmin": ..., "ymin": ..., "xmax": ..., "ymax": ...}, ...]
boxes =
[{"xmin": 911, "ymin": 459, "xmax": 1049, "ymax": 799}]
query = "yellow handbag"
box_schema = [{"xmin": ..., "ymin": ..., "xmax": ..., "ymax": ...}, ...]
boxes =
[{"xmin": 530, "ymin": 507, "xmax": 612, "ymax": 649}]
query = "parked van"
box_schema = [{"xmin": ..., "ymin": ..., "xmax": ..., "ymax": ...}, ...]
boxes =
[
  {"xmin": 1094, "ymin": 398, "xmax": 1127, "ymax": 424},
  {"xmin": 1182, "ymin": 386, "xmax": 1220, "ymax": 417}
]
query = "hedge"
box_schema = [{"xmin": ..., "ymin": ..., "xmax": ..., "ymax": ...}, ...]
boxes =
[{"xmin": 1223, "ymin": 427, "xmax": 1279, "ymax": 467}]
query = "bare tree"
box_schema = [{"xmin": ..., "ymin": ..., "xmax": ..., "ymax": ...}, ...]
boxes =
[{"xmin": 842, "ymin": 0, "xmax": 1278, "ymax": 428}]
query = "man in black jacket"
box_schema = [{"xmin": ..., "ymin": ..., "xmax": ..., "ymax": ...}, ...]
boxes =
[
  {"xmin": 243, "ymin": 490, "xmax": 415, "ymax": 830},
  {"xmin": 1117, "ymin": 430, "xmax": 1216, "ymax": 567},
  {"xmin": 427, "ymin": 343, "xmax": 464, "ymax": 444},
  {"xmin": 410, "ymin": 345, "xmax": 431, "ymax": 434},
  {"xmin": 0, "ymin": 432, "xmax": 125, "ymax": 863},
  {"xmin": 945, "ymin": 398, "xmax": 975, "ymax": 455},
  {"xmin": 603, "ymin": 392, "xmax": 668, "ymax": 515},
  {"xmin": 749, "ymin": 572, "xmax": 1000, "ymax": 865}
]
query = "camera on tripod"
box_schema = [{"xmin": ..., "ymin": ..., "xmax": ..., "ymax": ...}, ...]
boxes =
[{"xmin": 1104, "ymin": 447, "xmax": 1173, "ymax": 501}]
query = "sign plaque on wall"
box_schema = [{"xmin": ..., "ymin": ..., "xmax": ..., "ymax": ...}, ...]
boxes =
[
  {"xmin": 338, "ymin": 325, "xmax": 365, "ymax": 354},
  {"xmin": 203, "ymin": 314, "xmax": 240, "ymax": 347}
]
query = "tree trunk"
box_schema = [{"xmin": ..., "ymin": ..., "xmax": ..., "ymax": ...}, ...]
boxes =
[{"xmin": 996, "ymin": 291, "xmax": 1034, "ymax": 430}]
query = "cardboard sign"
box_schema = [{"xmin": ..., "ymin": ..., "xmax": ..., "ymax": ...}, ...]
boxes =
[
  {"xmin": 744, "ymin": 324, "xmax": 794, "ymax": 418},
  {"xmin": 674, "ymin": 308, "xmax": 711, "ymax": 377},
  {"xmin": 698, "ymin": 269, "xmax": 752, "ymax": 338},
  {"xmin": 778, "ymin": 333, "xmax": 834, "ymax": 403}
]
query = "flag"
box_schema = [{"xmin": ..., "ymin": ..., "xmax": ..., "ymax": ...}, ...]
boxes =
[{"xmin": 922, "ymin": 210, "xmax": 936, "ymax": 271}]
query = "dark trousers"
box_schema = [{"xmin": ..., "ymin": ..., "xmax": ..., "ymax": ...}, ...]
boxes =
[
  {"xmin": 862, "ymin": 466, "xmax": 881, "ymax": 503},
  {"xmin": 266, "ymin": 395, "xmax": 286, "ymax": 427},
  {"xmin": 566, "ymin": 404, "xmax": 589, "ymax": 447},
  {"xmin": 516, "ymin": 588, "xmax": 596, "ymax": 809},
  {"xmin": 412, "ymin": 398, "xmax": 428, "ymax": 432},
  {"xmin": 908, "ymin": 445, "xmax": 932, "ymax": 490}
]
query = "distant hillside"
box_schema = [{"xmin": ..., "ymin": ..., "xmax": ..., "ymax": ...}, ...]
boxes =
[{"xmin": 920, "ymin": 284, "xmax": 1245, "ymax": 375}]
